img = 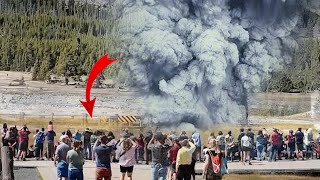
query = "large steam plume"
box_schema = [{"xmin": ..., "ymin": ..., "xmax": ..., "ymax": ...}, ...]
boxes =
[{"xmin": 118, "ymin": 0, "xmax": 311, "ymax": 128}]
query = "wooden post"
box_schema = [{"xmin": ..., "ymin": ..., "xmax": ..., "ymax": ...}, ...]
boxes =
[
  {"xmin": 1, "ymin": 146, "xmax": 13, "ymax": 180},
  {"xmin": 51, "ymin": 113, "xmax": 54, "ymax": 121}
]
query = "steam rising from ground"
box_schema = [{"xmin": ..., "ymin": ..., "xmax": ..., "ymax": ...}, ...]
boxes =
[{"xmin": 119, "ymin": 0, "xmax": 313, "ymax": 129}]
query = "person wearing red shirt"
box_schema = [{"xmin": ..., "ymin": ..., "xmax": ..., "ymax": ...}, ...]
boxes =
[
  {"xmin": 17, "ymin": 125, "xmax": 30, "ymax": 161},
  {"xmin": 168, "ymin": 137, "xmax": 181, "ymax": 180},
  {"xmin": 269, "ymin": 129, "xmax": 279, "ymax": 162},
  {"xmin": 137, "ymin": 133, "xmax": 145, "ymax": 163}
]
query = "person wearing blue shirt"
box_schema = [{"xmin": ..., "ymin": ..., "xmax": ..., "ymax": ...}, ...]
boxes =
[
  {"xmin": 256, "ymin": 130, "xmax": 265, "ymax": 161},
  {"xmin": 191, "ymin": 132, "xmax": 202, "ymax": 161},
  {"xmin": 94, "ymin": 135, "xmax": 113, "ymax": 180},
  {"xmin": 73, "ymin": 130, "xmax": 82, "ymax": 141}
]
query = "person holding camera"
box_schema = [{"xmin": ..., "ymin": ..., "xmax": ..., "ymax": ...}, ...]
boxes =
[
  {"xmin": 17, "ymin": 125, "xmax": 30, "ymax": 161},
  {"xmin": 94, "ymin": 135, "xmax": 113, "ymax": 180},
  {"xmin": 148, "ymin": 131, "xmax": 173, "ymax": 180}
]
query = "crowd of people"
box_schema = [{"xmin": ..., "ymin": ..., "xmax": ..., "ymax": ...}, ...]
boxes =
[{"xmin": 2, "ymin": 122, "xmax": 320, "ymax": 180}]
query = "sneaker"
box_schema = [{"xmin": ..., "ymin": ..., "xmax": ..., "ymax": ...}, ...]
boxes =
[{"xmin": 249, "ymin": 162, "xmax": 252, "ymax": 165}]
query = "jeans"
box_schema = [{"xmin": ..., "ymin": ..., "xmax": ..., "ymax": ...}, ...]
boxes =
[
  {"xmin": 151, "ymin": 164, "xmax": 168, "ymax": 180},
  {"xmin": 84, "ymin": 142, "xmax": 92, "ymax": 159},
  {"xmin": 68, "ymin": 169, "xmax": 84, "ymax": 180},
  {"xmin": 138, "ymin": 147, "xmax": 145, "ymax": 161},
  {"xmin": 269, "ymin": 144, "xmax": 278, "ymax": 161},
  {"xmin": 35, "ymin": 143, "xmax": 44, "ymax": 158},
  {"xmin": 256, "ymin": 145, "xmax": 264, "ymax": 160},
  {"xmin": 91, "ymin": 143, "xmax": 95, "ymax": 161},
  {"xmin": 146, "ymin": 149, "xmax": 152, "ymax": 164},
  {"xmin": 47, "ymin": 141, "xmax": 55, "ymax": 159}
]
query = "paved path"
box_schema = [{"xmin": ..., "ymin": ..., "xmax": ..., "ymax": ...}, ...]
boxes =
[{"xmin": 14, "ymin": 159, "xmax": 320, "ymax": 180}]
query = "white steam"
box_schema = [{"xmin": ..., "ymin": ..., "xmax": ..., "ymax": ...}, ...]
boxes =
[{"xmin": 118, "ymin": 0, "xmax": 309, "ymax": 128}]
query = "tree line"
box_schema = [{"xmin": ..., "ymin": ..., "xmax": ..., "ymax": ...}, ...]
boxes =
[{"xmin": 0, "ymin": 0, "xmax": 122, "ymax": 81}]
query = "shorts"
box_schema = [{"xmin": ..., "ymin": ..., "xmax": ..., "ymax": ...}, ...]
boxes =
[
  {"xmin": 68, "ymin": 169, "xmax": 83, "ymax": 180},
  {"xmin": 120, "ymin": 165, "xmax": 133, "ymax": 173},
  {"xmin": 242, "ymin": 147, "xmax": 251, "ymax": 152},
  {"xmin": 19, "ymin": 141, "xmax": 28, "ymax": 151},
  {"xmin": 170, "ymin": 164, "xmax": 176, "ymax": 173},
  {"xmin": 296, "ymin": 143, "xmax": 304, "ymax": 151},
  {"xmin": 57, "ymin": 162, "xmax": 68, "ymax": 177},
  {"xmin": 96, "ymin": 168, "xmax": 111, "ymax": 180}
]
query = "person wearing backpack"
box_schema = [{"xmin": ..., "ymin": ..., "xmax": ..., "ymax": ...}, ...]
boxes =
[
  {"xmin": 202, "ymin": 146, "xmax": 223, "ymax": 180},
  {"xmin": 35, "ymin": 128, "xmax": 46, "ymax": 160},
  {"xmin": 295, "ymin": 128, "xmax": 304, "ymax": 160},
  {"xmin": 285, "ymin": 130, "xmax": 295, "ymax": 160}
]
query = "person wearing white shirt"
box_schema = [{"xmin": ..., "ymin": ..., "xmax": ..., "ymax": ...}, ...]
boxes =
[{"xmin": 241, "ymin": 133, "xmax": 252, "ymax": 165}]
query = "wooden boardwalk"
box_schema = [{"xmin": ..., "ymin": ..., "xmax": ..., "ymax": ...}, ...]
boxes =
[{"xmin": 14, "ymin": 159, "xmax": 320, "ymax": 180}]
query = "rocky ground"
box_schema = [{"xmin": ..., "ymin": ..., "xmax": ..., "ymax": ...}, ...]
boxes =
[{"xmin": 0, "ymin": 71, "xmax": 143, "ymax": 117}]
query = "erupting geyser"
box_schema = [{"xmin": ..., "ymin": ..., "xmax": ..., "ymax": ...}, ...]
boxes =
[{"xmin": 119, "ymin": 0, "xmax": 315, "ymax": 129}]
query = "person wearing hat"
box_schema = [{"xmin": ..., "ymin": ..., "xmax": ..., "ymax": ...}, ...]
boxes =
[
  {"xmin": 83, "ymin": 128, "xmax": 93, "ymax": 160},
  {"xmin": 67, "ymin": 140, "xmax": 85, "ymax": 180},
  {"xmin": 54, "ymin": 135, "xmax": 71, "ymax": 180}
]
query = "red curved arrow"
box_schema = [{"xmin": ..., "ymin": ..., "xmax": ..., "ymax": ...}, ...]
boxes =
[{"xmin": 80, "ymin": 53, "xmax": 118, "ymax": 117}]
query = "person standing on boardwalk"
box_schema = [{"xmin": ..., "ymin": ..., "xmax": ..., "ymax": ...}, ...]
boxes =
[
  {"xmin": 55, "ymin": 135, "xmax": 71, "ymax": 180},
  {"xmin": 35, "ymin": 128, "xmax": 46, "ymax": 160},
  {"xmin": 225, "ymin": 131, "xmax": 234, "ymax": 161},
  {"xmin": 47, "ymin": 128, "xmax": 56, "ymax": 161},
  {"xmin": 117, "ymin": 138, "xmax": 138, "ymax": 180},
  {"xmin": 148, "ymin": 132, "xmax": 173, "ymax": 180},
  {"xmin": 67, "ymin": 140, "xmax": 85, "ymax": 180},
  {"xmin": 1, "ymin": 123, "xmax": 9, "ymax": 146},
  {"xmin": 295, "ymin": 128, "xmax": 304, "ymax": 160},
  {"xmin": 269, "ymin": 129, "xmax": 280, "ymax": 162},
  {"xmin": 144, "ymin": 130, "xmax": 153, "ymax": 165},
  {"xmin": 176, "ymin": 139, "xmax": 196, "ymax": 180},
  {"xmin": 168, "ymin": 137, "xmax": 181, "ymax": 180},
  {"xmin": 191, "ymin": 131, "xmax": 201, "ymax": 162},
  {"xmin": 237, "ymin": 128, "xmax": 245, "ymax": 162},
  {"xmin": 94, "ymin": 135, "xmax": 113, "ymax": 180},
  {"xmin": 241, "ymin": 132, "xmax": 252, "ymax": 165},
  {"xmin": 17, "ymin": 125, "xmax": 30, "ymax": 161},
  {"xmin": 83, "ymin": 128, "xmax": 93, "ymax": 160},
  {"xmin": 202, "ymin": 146, "xmax": 223, "ymax": 180},
  {"xmin": 255, "ymin": 130, "xmax": 264, "ymax": 161}
]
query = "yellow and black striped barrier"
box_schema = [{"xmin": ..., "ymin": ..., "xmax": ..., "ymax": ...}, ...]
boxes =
[{"xmin": 118, "ymin": 116, "xmax": 137, "ymax": 124}]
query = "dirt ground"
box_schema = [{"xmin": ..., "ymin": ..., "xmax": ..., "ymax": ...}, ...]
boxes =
[{"xmin": 0, "ymin": 71, "xmax": 143, "ymax": 116}]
